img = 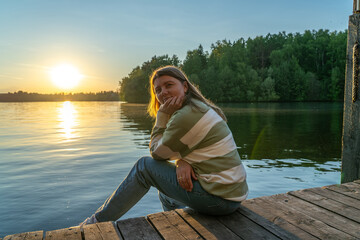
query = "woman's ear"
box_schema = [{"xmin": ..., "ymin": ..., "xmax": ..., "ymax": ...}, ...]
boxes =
[{"xmin": 183, "ymin": 81, "xmax": 189, "ymax": 93}]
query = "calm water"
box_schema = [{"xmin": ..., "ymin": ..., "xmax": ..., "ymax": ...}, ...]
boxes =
[{"xmin": 0, "ymin": 101, "xmax": 343, "ymax": 237}]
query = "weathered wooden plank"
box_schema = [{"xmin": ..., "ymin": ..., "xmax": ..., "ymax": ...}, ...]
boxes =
[
  {"xmin": 237, "ymin": 206, "xmax": 301, "ymax": 240},
  {"xmin": 83, "ymin": 222, "xmax": 122, "ymax": 240},
  {"xmin": 268, "ymin": 193, "xmax": 360, "ymax": 238},
  {"xmin": 289, "ymin": 189, "xmax": 360, "ymax": 223},
  {"xmin": 260, "ymin": 195, "xmax": 357, "ymax": 240},
  {"xmin": 307, "ymin": 187, "xmax": 360, "ymax": 210},
  {"xmin": 117, "ymin": 217, "xmax": 161, "ymax": 240},
  {"xmin": 243, "ymin": 196, "xmax": 354, "ymax": 240},
  {"xmin": 242, "ymin": 198, "xmax": 318, "ymax": 240},
  {"xmin": 45, "ymin": 226, "xmax": 81, "ymax": 240},
  {"xmin": 261, "ymin": 195, "xmax": 356, "ymax": 240},
  {"xmin": 147, "ymin": 211, "xmax": 202, "ymax": 240},
  {"xmin": 325, "ymin": 182, "xmax": 360, "ymax": 200},
  {"xmin": 82, "ymin": 223, "xmax": 102, "ymax": 240},
  {"xmin": 3, "ymin": 231, "xmax": 43, "ymax": 240},
  {"xmin": 337, "ymin": 181, "xmax": 360, "ymax": 191},
  {"xmin": 95, "ymin": 222, "xmax": 122, "ymax": 240},
  {"xmin": 217, "ymin": 210, "xmax": 281, "ymax": 240},
  {"xmin": 175, "ymin": 209, "xmax": 241, "ymax": 240},
  {"xmin": 341, "ymin": 181, "xmax": 360, "ymax": 190},
  {"xmin": 354, "ymin": 179, "xmax": 360, "ymax": 184}
]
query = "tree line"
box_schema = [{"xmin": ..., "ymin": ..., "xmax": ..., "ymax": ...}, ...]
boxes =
[
  {"xmin": 0, "ymin": 91, "xmax": 120, "ymax": 102},
  {"xmin": 119, "ymin": 29, "xmax": 347, "ymax": 103}
]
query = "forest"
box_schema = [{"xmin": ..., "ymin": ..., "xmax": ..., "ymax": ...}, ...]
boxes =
[{"xmin": 119, "ymin": 29, "xmax": 347, "ymax": 103}]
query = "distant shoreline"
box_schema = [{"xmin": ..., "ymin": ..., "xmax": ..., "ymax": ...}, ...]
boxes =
[{"xmin": 0, "ymin": 91, "xmax": 120, "ymax": 102}]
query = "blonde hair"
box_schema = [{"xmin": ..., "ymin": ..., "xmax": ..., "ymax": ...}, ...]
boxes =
[{"xmin": 147, "ymin": 65, "xmax": 227, "ymax": 121}]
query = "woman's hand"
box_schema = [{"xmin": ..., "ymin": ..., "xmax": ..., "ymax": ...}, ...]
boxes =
[
  {"xmin": 176, "ymin": 159, "xmax": 198, "ymax": 192},
  {"xmin": 159, "ymin": 96, "xmax": 184, "ymax": 116}
]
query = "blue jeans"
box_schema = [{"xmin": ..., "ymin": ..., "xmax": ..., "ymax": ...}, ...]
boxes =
[{"xmin": 94, "ymin": 156, "xmax": 240, "ymax": 222}]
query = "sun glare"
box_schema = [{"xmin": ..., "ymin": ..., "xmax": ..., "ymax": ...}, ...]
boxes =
[
  {"xmin": 50, "ymin": 64, "xmax": 83, "ymax": 89},
  {"xmin": 58, "ymin": 101, "xmax": 78, "ymax": 140}
]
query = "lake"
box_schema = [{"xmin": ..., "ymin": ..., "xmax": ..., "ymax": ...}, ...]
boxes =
[{"xmin": 0, "ymin": 101, "xmax": 343, "ymax": 237}]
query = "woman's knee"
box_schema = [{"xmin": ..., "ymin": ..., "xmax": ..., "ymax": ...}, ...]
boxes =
[
  {"xmin": 136, "ymin": 156, "xmax": 151, "ymax": 165},
  {"xmin": 136, "ymin": 156, "xmax": 167, "ymax": 169},
  {"xmin": 135, "ymin": 156, "xmax": 155, "ymax": 169},
  {"xmin": 134, "ymin": 156, "xmax": 166, "ymax": 177}
]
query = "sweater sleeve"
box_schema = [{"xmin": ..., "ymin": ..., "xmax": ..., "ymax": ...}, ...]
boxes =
[{"xmin": 149, "ymin": 110, "xmax": 190, "ymax": 160}]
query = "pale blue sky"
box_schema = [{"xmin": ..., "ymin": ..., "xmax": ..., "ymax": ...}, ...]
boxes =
[{"xmin": 0, "ymin": 0, "xmax": 353, "ymax": 93}]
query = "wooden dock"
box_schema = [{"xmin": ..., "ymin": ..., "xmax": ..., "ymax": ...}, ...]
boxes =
[{"xmin": 3, "ymin": 180, "xmax": 360, "ymax": 240}]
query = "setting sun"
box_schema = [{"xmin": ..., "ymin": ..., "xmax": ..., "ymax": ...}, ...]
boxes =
[{"xmin": 50, "ymin": 64, "xmax": 83, "ymax": 89}]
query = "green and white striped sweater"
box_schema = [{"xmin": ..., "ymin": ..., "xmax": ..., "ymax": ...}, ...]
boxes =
[{"xmin": 150, "ymin": 99, "xmax": 248, "ymax": 202}]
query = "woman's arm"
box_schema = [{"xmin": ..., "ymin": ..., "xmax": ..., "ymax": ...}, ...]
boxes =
[{"xmin": 149, "ymin": 96, "xmax": 186, "ymax": 160}]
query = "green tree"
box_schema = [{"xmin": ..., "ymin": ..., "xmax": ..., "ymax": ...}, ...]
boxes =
[
  {"xmin": 270, "ymin": 47, "xmax": 306, "ymax": 101},
  {"xmin": 258, "ymin": 68, "xmax": 279, "ymax": 101},
  {"xmin": 182, "ymin": 45, "xmax": 207, "ymax": 86},
  {"xmin": 120, "ymin": 29, "xmax": 347, "ymax": 103}
]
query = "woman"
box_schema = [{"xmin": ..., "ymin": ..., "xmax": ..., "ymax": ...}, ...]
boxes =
[{"xmin": 81, "ymin": 65, "xmax": 248, "ymax": 225}]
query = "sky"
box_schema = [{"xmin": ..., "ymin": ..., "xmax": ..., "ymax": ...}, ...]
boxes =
[{"xmin": 0, "ymin": 0, "xmax": 353, "ymax": 93}]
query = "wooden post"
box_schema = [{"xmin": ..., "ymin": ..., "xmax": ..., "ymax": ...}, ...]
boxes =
[
  {"xmin": 342, "ymin": 0, "xmax": 360, "ymax": 183},
  {"xmin": 355, "ymin": 0, "xmax": 360, "ymax": 13}
]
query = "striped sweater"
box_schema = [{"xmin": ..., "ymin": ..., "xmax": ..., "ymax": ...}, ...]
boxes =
[{"xmin": 150, "ymin": 99, "xmax": 248, "ymax": 202}]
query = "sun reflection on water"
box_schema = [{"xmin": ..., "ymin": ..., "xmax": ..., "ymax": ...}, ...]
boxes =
[{"xmin": 58, "ymin": 101, "xmax": 78, "ymax": 140}]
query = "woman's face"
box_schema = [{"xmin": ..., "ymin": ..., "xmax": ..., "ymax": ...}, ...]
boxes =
[{"xmin": 153, "ymin": 75, "xmax": 188, "ymax": 104}]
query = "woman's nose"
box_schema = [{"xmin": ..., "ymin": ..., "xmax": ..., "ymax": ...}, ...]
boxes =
[{"xmin": 160, "ymin": 88, "xmax": 168, "ymax": 96}]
